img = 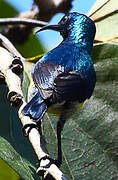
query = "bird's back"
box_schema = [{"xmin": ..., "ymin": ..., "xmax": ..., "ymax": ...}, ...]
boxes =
[{"xmin": 33, "ymin": 40, "xmax": 96, "ymax": 103}]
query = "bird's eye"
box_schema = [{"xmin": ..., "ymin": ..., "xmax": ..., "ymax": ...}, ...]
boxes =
[{"xmin": 62, "ymin": 16, "xmax": 68, "ymax": 23}]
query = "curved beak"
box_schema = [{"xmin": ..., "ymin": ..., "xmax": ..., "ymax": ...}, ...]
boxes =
[{"xmin": 36, "ymin": 24, "xmax": 62, "ymax": 33}]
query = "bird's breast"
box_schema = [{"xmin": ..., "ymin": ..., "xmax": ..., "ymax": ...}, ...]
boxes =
[{"xmin": 47, "ymin": 101, "xmax": 84, "ymax": 117}]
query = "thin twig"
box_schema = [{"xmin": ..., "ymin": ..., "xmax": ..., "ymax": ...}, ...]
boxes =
[{"xmin": 0, "ymin": 18, "xmax": 48, "ymax": 27}]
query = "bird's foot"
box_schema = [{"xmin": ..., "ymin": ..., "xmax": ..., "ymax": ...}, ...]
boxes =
[
  {"xmin": 22, "ymin": 123, "xmax": 39, "ymax": 137},
  {"xmin": 54, "ymin": 159, "xmax": 62, "ymax": 168},
  {"xmin": 37, "ymin": 155, "xmax": 61, "ymax": 176},
  {"xmin": 37, "ymin": 155, "xmax": 56, "ymax": 176}
]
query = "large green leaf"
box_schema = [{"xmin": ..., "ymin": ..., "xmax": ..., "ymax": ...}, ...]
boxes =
[
  {"xmin": 0, "ymin": 136, "xmax": 36, "ymax": 180},
  {"xmin": 88, "ymin": 0, "xmax": 118, "ymax": 42}
]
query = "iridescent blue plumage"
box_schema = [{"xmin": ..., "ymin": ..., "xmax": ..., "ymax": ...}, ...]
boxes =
[{"xmin": 22, "ymin": 12, "xmax": 96, "ymax": 167}]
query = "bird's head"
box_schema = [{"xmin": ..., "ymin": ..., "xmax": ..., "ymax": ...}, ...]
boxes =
[{"xmin": 37, "ymin": 12, "xmax": 96, "ymax": 52}]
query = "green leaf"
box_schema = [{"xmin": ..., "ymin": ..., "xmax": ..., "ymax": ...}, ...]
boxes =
[
  {"xmin": 0, "ymin": 157, "xmax": 20, "ymax": 180},
  {"xmin": 0, "ymin": 136, "xmax": 36, "ymax": 180},
  {"xmin": 88, "ymin": 0, "xmax": 118, "ymax": 42},
  {"xmin": 92, "ymin": 42, "xmax": 118, "ymax": 63},
  {"xmin": 88, "ymin": 0, "xmax": 117, "ymax": 21},
  {"xmin": 0, "ymin": 0, "xmax": 17, "ymax": 18},
  {"xmin": 16, "ymin": 33, "xmax": 45, "ymax": 58}
]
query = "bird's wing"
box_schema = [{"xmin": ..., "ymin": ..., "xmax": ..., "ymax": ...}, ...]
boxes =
[
  {"xmin": 32, "ymin": 44, "xmax": 95, "ymax": 102},
  {"xmin": 32, "ymin": 60, "xmax": 90, "ymax": 102},
  {"xmin": 32, "ymin": 61, "xmax": 64, "ymax": 99},
  {"xmin": 32, "ymin": 43, "xmax": 74, "ymax": 99},
  {"xmin": 53, "ymin": 71, "xmax": 90, "ymax": 102}
]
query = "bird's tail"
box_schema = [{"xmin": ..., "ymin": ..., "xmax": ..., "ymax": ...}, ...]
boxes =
[{"xmin": 22, "ymin": 92, "xmax": 47, "ymax": 121}]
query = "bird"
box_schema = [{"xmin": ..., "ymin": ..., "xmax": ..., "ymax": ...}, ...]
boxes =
[{"xmin": 22, "ymin": 12, "xmax": 96, "ymax": 167}]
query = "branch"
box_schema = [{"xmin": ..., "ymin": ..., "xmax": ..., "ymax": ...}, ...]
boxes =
[
  {"xmin": 0, "ymin": 18, "xmax": 48, "ymax": 27},
  {"xmin": 0, "ymin": 34, "xmax": 70, "ymax": 180}
]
